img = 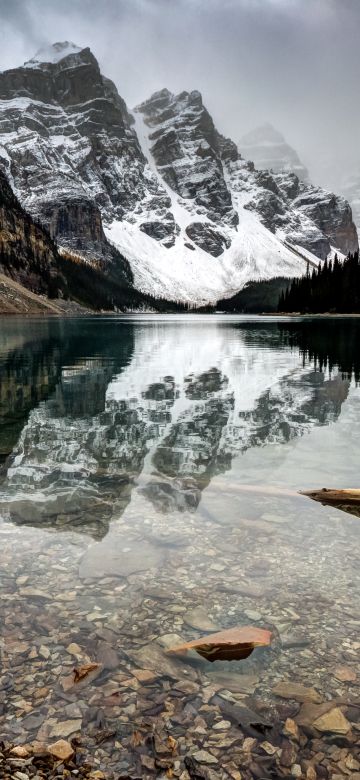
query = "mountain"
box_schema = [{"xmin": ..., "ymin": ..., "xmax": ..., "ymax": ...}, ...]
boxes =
[
  {"xmin": 0, "ymin": 166, "xmax": 64, "ymax": 296},
  {"xmin": 333, "ymin": 171, "xmax": 360, "ymax": 236},
  {"xmin": 0, "ymin": 166, "xmax": 185, "ymax": 314},
  {"xmin": 0, "ymin": 42, "xmax": 357, "ymax": 304},
  {"xmin": 239, "ymin": 123, "xmax": 310, "ymax": 181}
]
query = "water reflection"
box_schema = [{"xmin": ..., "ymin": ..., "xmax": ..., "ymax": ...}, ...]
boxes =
[{"xmin": 0, "ymin": 316, "xmax": 358, "ymax": 537}]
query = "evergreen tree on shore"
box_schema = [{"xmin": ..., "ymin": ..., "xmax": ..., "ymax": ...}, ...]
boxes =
[{"xmin": 278, "ymin": 251, "xmax": 360, "ymax": 313}]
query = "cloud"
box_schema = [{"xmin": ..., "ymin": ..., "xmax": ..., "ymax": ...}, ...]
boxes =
[{"xmin": 0, "ymin": 0, "xmax": 359, "ymax": 187}]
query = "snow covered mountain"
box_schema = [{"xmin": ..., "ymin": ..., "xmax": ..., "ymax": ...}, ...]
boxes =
[
  {"xmin": 0, "ymin": 43, "xmax": 357, "ymax": 304},
  {"xmin": 239, "ymin": 123, "xmax": 310, "ymax": 182}
]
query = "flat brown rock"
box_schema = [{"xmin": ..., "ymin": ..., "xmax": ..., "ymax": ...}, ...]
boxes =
[
  {"xmin": 296, "ymin": 701, "xmax": 338, "ymax": 727},
  {"xmin": 313, "ymin": 707, "xmax": 351, "ymax": 735},
  {"xmin": 49, "ymin": 719, "xmax": 82, "ymax": 738},
  {"xmin": 273, "ymin": 682, "xmax": 322, "ymax": 703},
  {"xmin": 206, "ymin": 671, "xmax": 259, "ymax": 694},
  {"xmin": 334, "ymin": 666, "xmax": 357, "ymax": 682},
  {"xmin": 168, "ymin": 626, "xmax": 271, "ymax": 662},
  {"xmin": 47, "ymin": 739, "xmax": 74, "ymax": 761}
]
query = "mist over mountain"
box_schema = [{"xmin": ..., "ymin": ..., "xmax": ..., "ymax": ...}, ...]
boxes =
[{"xmin": 1, "ymin": 0, "xmax": 359, "ymax": 186}]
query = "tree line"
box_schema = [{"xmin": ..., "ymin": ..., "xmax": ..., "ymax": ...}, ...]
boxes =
[{"xmin": 278, "ymin": 251, "xmax": 360, "ymax": 313}]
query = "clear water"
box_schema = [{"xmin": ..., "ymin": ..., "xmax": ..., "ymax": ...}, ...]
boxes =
[{"xmin": 0, "ymin": 315, "xmax": 359, "ymax": 775}]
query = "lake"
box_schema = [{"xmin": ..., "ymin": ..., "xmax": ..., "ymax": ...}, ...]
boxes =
[{"xmin": 0, "ymin": 315, "xmax": 359, "ymax": 778}]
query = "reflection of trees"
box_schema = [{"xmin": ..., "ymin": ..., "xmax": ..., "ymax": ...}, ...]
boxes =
[
  {"xmin": 0, "ymin": 339, "xmax": 62, "ymax": 460},
  {"xmin": 0, "ymin": 320, "xmax": 134, "ymax": 459},
  {"xmin": 278, "ymin": 319, "xmax": 360, "ymax": 383},
  {"xmin": 229, "ymin": 318, "xmax": 360, "ymax": 383}
]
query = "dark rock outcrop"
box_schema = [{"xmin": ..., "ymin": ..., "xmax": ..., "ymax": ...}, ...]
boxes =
[
  {"xmin": 0, "ymin": 43, "xmax": 169, "ymax": 264},
  {"xmin": 136, "ymin": 89, "xmax": 239, "ymax": 230},
  {"xmin": 186, "ymin": 223, "xmax": 231, "ymax": 257},
  {"xmin": 0, "ymin": 168, "xmax": 61, "ymax": 294}
]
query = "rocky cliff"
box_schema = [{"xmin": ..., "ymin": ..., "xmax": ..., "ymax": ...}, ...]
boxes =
[
  {"xmin": 0, "ymin": 42, "xmax": 357, "ymax": 303},
  {"xmin": 0, "ymin": 168, "xmax": 62, "ymax": 295}
]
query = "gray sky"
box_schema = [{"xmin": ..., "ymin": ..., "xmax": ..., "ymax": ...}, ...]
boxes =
[{"xmin": 0, "ymin": 0, "xmax": 359, "ymax": 185}]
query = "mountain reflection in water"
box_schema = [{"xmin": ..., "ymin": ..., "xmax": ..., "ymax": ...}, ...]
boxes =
[{"xmin": 0, "ymin": 315, "xmax": 359, "ymax": 538}]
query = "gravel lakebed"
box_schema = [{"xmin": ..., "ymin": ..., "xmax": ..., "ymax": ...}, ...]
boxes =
[{"xmin": 0, "ymin": 487, "xmax": 359, "ymax": 779}]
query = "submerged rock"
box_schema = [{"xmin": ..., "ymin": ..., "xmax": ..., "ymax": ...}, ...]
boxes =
[
  {"xmin": 184, "ymin": 607, "xmax": 219, "ymax": 632},
  {"xmin": 79, "ymin": 533, "xmax": 165, "ymax": 578},
  {"xmin": 273, "ymin": 682, "xmax": 322, "ymax": 703},
  {"xmin": 313, "ymin": 707, "xmax": 351, "ymax": 735},
  {"xmin": 47, "ymin": 739, "xmax": 74, "ymax": 761}
]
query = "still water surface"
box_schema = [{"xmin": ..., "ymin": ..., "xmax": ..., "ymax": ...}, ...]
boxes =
[{"xmin": 0, "ymin": 315, "xmax": 359, "ymax": 776}]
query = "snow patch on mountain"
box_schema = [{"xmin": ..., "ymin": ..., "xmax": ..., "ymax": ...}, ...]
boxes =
[
  {"xmin": 24, "ymin": 42, "xmax": 83, "ymax": 68},
  {"xmin": 105, "ymin": 107, "xmax": 307, "ymax": 303}
]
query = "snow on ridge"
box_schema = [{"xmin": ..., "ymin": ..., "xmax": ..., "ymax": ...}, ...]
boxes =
[
  {"xmin": 104, "ymin": 110, "xmax": 308, "ymax": 304},
  {"xmin": 24, "ymin": 42, "xmax": 83, "ymax": 68}
]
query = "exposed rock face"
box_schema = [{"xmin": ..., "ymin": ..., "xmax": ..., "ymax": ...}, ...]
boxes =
[
  {"xmin": 288, "ymin": 186, "xmax": 358, "ymax": 256},
  {"xmin": 0, "ymin": 43, "xmax": 357, "ymax": 303},
  {"xmin": 136, "ymin": 88, "xmax": 238, "ymax": 229},
  {"xmin": 0, "ymin": 43, "xmax": 163, "ymax": 271},
  {"xmin": 0, "ymin": 168, "xmax": 61, "ymax": 293},
  {"xmin": 238, "ymin": 126, "xmax": 358, "ymax": 257},
  {"xmin": 242, "ymin": 170, "xmax": 358, "ymax": 259},
  {"xmin": 325, "ymin": 168, "xmax": 360, "ymax": 238},
  {"xmin": 185, "ymin": 223, "xmax": 231, "ymax": 257},
  {"xmin": 239, "ymin": 124, "xmax": 310, "ymax": 181}
]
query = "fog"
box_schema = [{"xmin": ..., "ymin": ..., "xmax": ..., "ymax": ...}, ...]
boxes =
[{"xmin": 0, "ymin": 0, "xmax": 359, "ymax": 187}]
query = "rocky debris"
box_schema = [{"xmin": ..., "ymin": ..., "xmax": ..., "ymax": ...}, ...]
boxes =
[{"xmin": 0, "ymin": 271, "xmax": 65, "ymax": 316}]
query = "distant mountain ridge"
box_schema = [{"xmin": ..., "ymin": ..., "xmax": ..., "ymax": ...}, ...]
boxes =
[
  {"xmin": 0, "ymin": 42, "xmax": 357, "ymax": 304},
  {"xmin": 239, "ymin": 123, "xmax": 309, "ymax": 182}
]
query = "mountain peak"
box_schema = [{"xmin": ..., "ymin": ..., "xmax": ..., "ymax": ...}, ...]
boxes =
[
  {"xmin": 24, "ymin": 41, "xmax": 83, "ymax": 68},
  {"xmin": 241, "ymin": 123, "xmax": 286, "ymax": 147},
  {"xmin": 239, "ymin": 123, "xmax": 309, "ymax": 181}
]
